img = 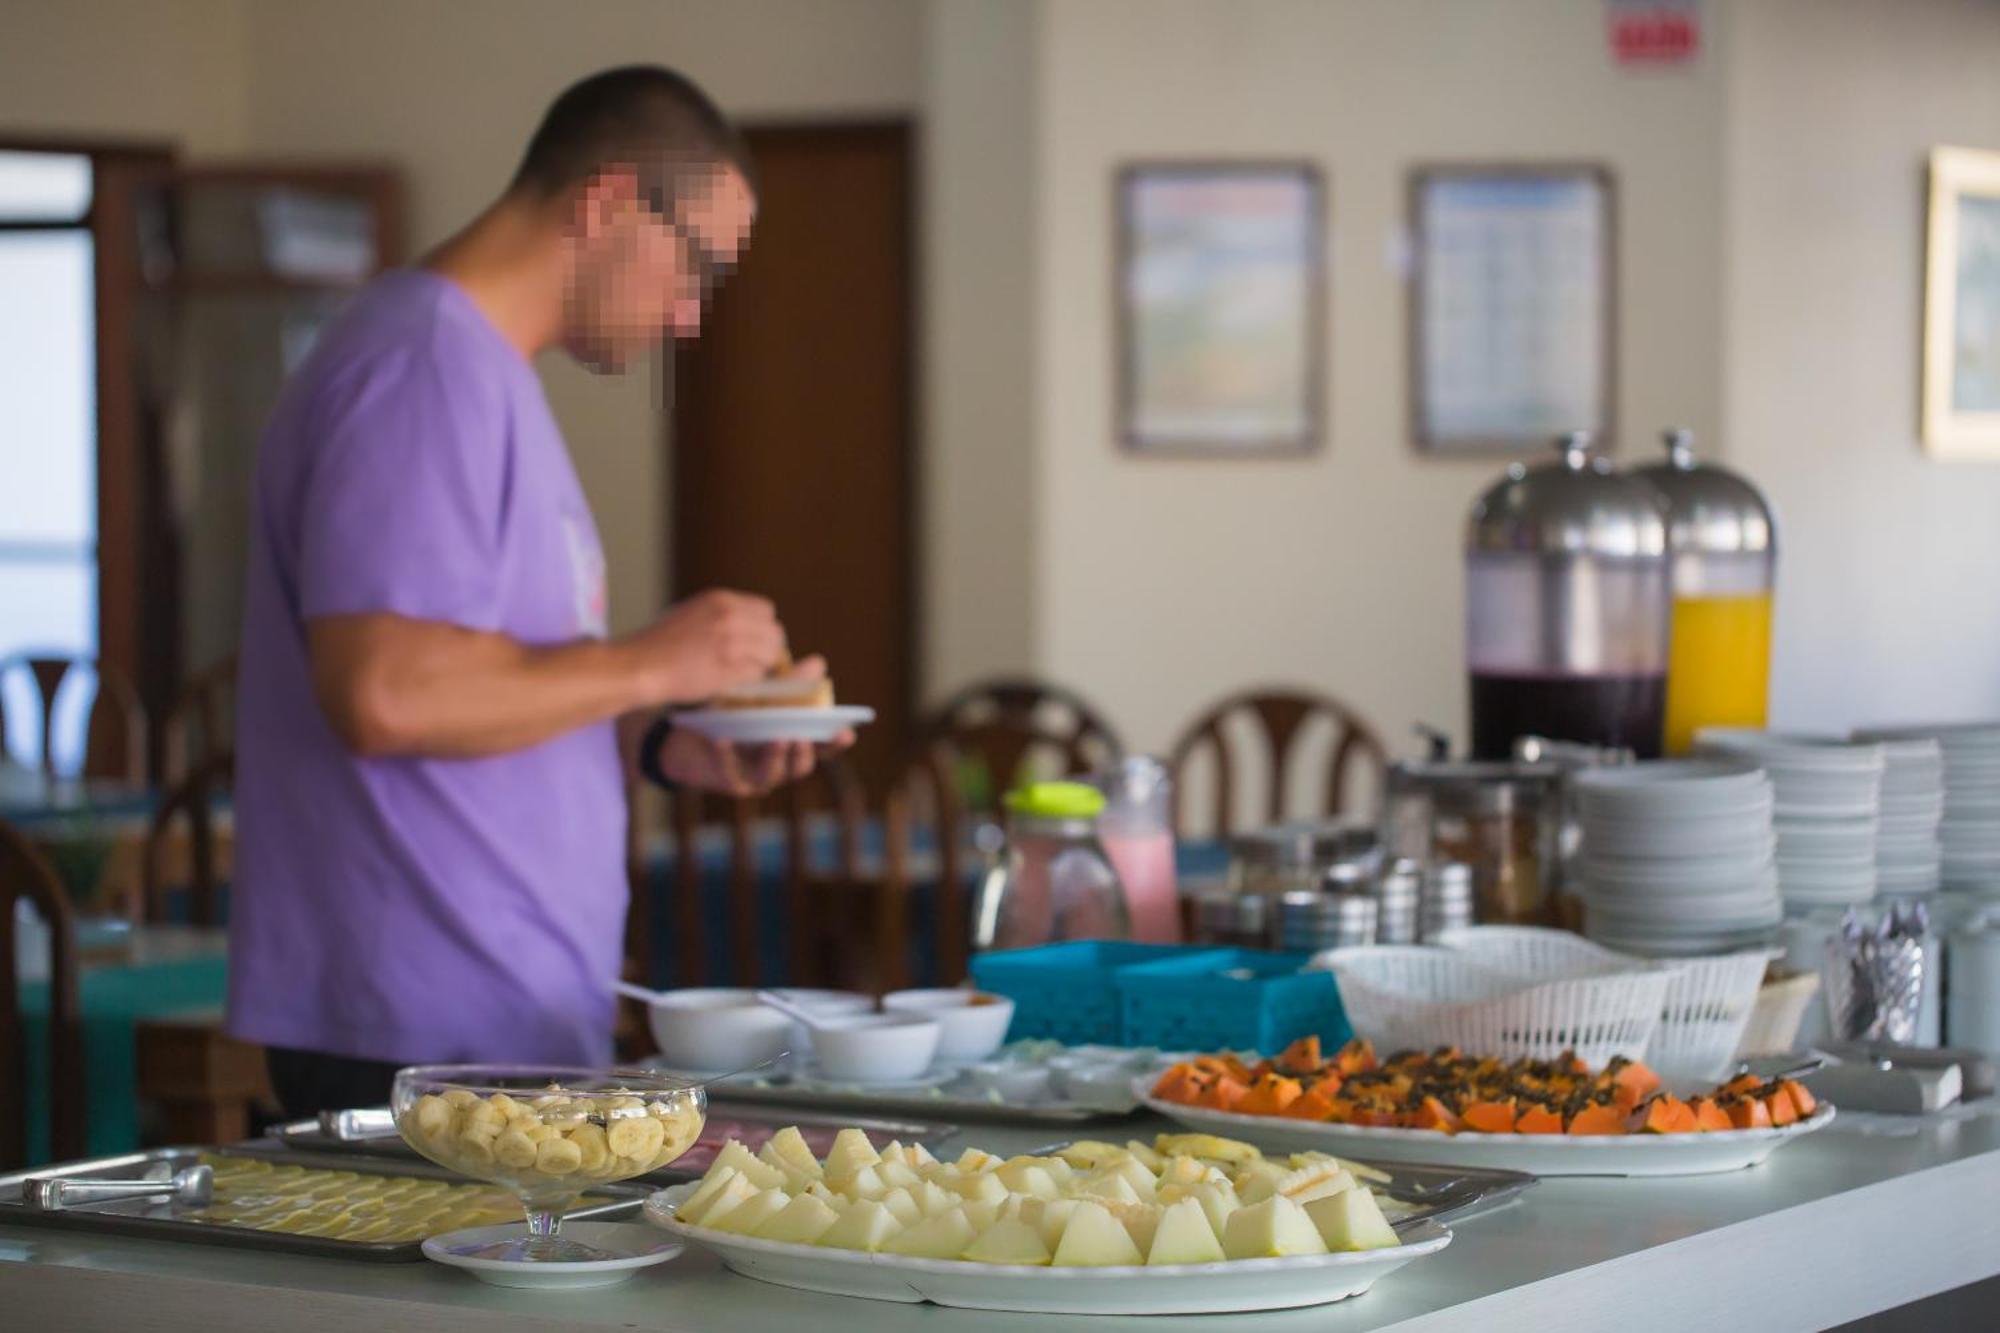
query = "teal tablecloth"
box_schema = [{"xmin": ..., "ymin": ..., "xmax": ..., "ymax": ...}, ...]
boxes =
[{"xmin": 19, "ymin": 948, "xmax": 230, "ymax": 1166}]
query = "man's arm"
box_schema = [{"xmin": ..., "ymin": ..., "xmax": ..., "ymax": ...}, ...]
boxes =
[{"xmin": 311, "ymin": 589, "xmax": 784, "ymax": 758}]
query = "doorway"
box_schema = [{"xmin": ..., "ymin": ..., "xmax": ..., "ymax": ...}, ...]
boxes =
[{"xmin": 668, "ymin": 122, "xmax": 916, "ymax": 789}]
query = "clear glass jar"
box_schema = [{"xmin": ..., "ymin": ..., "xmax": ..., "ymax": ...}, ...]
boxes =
[{"xmin": 972, "ymin": 782, "xmax": 1130, "ymax": 951}]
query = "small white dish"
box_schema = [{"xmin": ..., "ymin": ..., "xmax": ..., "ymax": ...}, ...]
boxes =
[
  {"xmin": 422, "ymin": 1223, "xmax": 683, "ymax": 1289},
  {"xmin": 808, "ymin": 1013, "xmax": 943, "ymax": 1083},
  {"xmin": 1057, "ymin": 1061, "xmax": 1148, "ymax": 1111},
  {"xmin": 671, "ymin": 705, "xmax": 875, "ymax": 745},
  {"xmin": 962, "ymin": 1061, "xmax": 1055, "ymax": 1101},
  {"xmin": 647, "ymin": 988, "xmax": 793, "ymax": 1071},
  {"xmin": 881, "ymin": 989, "xmax": 1015, "ymax": 1061}
]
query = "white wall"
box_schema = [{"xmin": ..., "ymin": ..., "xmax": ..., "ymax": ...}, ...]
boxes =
[
  {"xmin": 238, "ymin": 0, "xmax": 926, "ymax": 634},
  {"xmin": 0, "ymin": 0, "xmax": 247, "ymax": 152},
  {"xmin": 1031, "ymin": 0, "xmax": 1728, "ymax": 758},
  {"xmin": 919, "ymin": 0, "xmax": 1041, "ymax": 695},
  {"xmin": 1722, "ymin": 0, "xmax": 2000, "ymax": 733}
]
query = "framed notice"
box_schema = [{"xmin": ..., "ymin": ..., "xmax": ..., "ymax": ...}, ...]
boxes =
[
  {"xmin": 1117, "ymin": 162, "xmax": 1323, "ymax": 456},
  {"xmin": 1409, "ymin": 165, "xmax": 1615, "ymax": 453},
  {"xmin": 1923, "ymin": 146, "xmax": 2000, "ymax": 458}
]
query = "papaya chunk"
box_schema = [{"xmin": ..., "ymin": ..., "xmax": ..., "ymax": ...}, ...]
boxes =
[
  {"xmin": 1724, "ymin": 1096, "xmax": 1772, "ymax": 1130},
  {"xmin": 1765, "ymin": 1089, "xmax": 1798, "ymax": 1127},
  {"xmin": 1281, "ymin": 1087, "xmax": 1338, "ymax": 1120},
  {"xmin": 1631, "ymin": 1095, "xmax": 1697, "ymax": 1135},
  {"xmin": 1460, "ymin": 1100, "xmax": 1517, "ymax": 1135},
  {"xmin": 1151, "ymin": 1064, "xmax": 1206, "ymax": 1103},
  {"xmin": 1409, "ymin": 1095, "xmax": 1462, "ymax": 1133},
  {"xmin": 1690, "ymin": 1097, "xmax": 1733, "ymax": 1133},
  {"xmin": 1236, "ymin": 1073, "xmax": 1304, "ymax": 1117},
  {"xmin": 1778, "ymin": 1079, "xmax": 1817, "ymax": 1120},
  {"xmin": 1335, "ymin": 1038, "xmax": 1378, "ymax": 1075},
  {"xmin": 1516, "ymin": 1104, "xmax": 1565, "ymax": 1134},
  {"xmin": 1273, "ymin": 1035, "xmax": 1322, "ymax": 1074},
  {"xmin": 1610, "ymin": 1059, "xmax": 1662, "ymax": 1101},
  {"xmin": 1721, "ymin": 1072, "xmax": 1764, "ymax": 1099},
  {"xmin": 1567, "ymin": 1103, "xmax": 1629, "ymax": 1136}
]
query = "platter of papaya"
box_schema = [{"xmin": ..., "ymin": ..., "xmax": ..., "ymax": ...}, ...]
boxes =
[{"xmin": 1139, "ymin": 1038, "xmax": 1836, "ymax": 1178}]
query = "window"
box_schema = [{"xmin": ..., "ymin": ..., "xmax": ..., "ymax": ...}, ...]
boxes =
[{"xmin": 0, "ymin": 150, "xmax": 99, "ymax": 772}]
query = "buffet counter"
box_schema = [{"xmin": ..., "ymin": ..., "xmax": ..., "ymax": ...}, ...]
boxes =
[{"xmin": 5, "ymin": 1109, "xmax": 1998, "ymax": 1332}]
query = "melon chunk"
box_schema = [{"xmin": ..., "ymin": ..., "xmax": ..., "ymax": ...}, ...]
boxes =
[
  {"xmin": 882, "ymin": 1208, "xmax": 977, "ymax": 1259},
  {"xmin": 711, "ymin": 1140, "xmax": 787, "ymax": 1191},
  {"xmin": 707, "ymin": 1186, "xmax": 790, "ymax": 1235},
  {"xmin": 683, "ymin": 1172, "xmax": 758, "ymax": 1227},
  {"xmin": 816, "ymin": 1199, "xmax": 903, "ymax": 1252},
  {"xmin": 753, "ymin": 1192, "xmax": 842, "ymax": 1245},
  {"xmin": 1221, "ymin": 1195, "xmax": 1328, "ymax": 1260},
  {"xmin": 962, "ymin": 1217, "xmax": 1051, "ymax": 1265},
  {"xmin": 1050, "ymin": 1200, "xmax": 1144, "ymax": 1267},
  {"xmin": 1304, "ymin": 1186, "xmax": 1400, "ymax": 1252},
  {"xmin": 1147, "ymin": 1198, "xmax": 1225, "ymax": 1266},
  {"xmin": 824, "ymin": 1128, "xmax": 882, "ymax": 1181}
]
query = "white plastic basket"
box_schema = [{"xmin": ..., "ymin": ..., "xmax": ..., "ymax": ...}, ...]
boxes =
[
  {"xmin": 1310, "ymin": 944, "xmax": 1671, "ymax": 1067},
  {"xmin": 1432, "ymin": 925, "xmax": 1776, "ymax": 1081}
]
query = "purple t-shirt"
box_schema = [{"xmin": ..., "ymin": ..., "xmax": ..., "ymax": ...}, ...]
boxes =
[{"xmin": 226, "ymin": 270, "xmax": 625, "ymax": 1067}]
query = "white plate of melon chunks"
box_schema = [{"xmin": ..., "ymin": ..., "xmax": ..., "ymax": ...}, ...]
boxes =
[{"xmin": 643, "ymin": 1127, "xmax": 1450, "ymax": 1314}]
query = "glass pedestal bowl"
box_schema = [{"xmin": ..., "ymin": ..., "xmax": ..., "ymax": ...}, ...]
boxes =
[{"xmin": 392, "ymin": 1064, "xmax": 705, "ymax": 1263}]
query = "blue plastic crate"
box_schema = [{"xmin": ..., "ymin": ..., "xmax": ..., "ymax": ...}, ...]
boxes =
[
  {"xmin": 1115, "ymin": 949, "xmax": 1351, "ymax": 1054},
  {"xmin": 969, "ymin": 942, "xmax": 1223, "ymax": 1044}
]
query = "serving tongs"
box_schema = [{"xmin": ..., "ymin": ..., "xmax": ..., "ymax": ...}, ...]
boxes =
[{"xmin": 25, "ymin": 1163, "xmax": 213, "ymax": 1212}]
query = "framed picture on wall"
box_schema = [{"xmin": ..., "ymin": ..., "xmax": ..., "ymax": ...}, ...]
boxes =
[
  {"xmin": 1116, "ymin": 162, "xmax": 1323, "ymax": 456},
  {"xmin": 1923, "ymin": 146, "xmax": 2000, "ymax": 458},
  {"xmin": 1408, "ymin": 164, "xmax": 1616, "ymax": 453}
]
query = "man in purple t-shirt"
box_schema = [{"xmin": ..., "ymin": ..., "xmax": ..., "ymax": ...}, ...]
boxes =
[{"xmin": 227, "ymin": 67, "xmax": 838, "ymax": 1117}]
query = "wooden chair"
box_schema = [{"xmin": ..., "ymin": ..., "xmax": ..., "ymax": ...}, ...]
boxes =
[
  {"xmin": 913, "ymin": 677, "xmax": 1123, "ymax": 812},
  {"xmin": 162, "ymin": 651, "xmax": 238, "ymax": 782},
  {"xmin": 130, "ymin": 748, "xmax": 267, "ymax": 1143},
  {"xmin": 0, "ymin": 818, "xmax": 87, "ymax": 1168},
  {"xmin": 138, "ymin": 749, "xmax": 234, "ymax": 927},
  {"xmin": 1167, "ymin": 687, "xmax": 1389, "ymax": 837},
  {"xmin": 0, "ymin": 655, "xmax": 148, "ymax": 781}
]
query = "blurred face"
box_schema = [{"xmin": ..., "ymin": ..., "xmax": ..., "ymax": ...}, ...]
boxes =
[{"xmin": 558, "ymin": 162, "xmax": 754, "ymax": 373}]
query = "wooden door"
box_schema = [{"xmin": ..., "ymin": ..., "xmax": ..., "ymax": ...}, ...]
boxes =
[{"xmin": 670, "ymin": 123, "xmax": 915, "ymax": 788}]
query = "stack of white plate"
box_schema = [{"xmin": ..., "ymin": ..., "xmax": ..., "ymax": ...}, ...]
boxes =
[
  {"xmin": 1856, "ymin": 723, "xmax": 2000, "ymax": 895},
  {"xmin": 1860, "ymin": 738, "xmax": 1945, "ymax": 896},
  {"xmin": 1574, "ymin": 760, "xmax": 1784, "ymax": 956},
  {"xmin": 1694, "ymin": 729, "xmax": 1885, "ymax": 909}
]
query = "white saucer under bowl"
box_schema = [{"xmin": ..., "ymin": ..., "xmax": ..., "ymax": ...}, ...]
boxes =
[{"xmin": 422, "ymin": 1223, "xmax": 684, "ymax": 1289}]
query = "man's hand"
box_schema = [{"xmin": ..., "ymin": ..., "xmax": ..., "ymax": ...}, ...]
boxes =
[
  {"xmin": 621, "ymin": 589, "xmax": 786, "ymax": 706},
  {"xmin": 650, "ymin": 654, "xmax": 856, "ymax": 797}
]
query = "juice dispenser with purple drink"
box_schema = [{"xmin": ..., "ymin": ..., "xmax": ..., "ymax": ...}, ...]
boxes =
[{"xmin": 1465, "ymin": 432, "xmax": 1672, "ymax": 760}]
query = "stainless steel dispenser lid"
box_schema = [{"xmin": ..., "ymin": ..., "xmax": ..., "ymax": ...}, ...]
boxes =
[
  {"xmin": 1631, "ymin": 428, "xmax": 1777, "ymax": 556},
  {"xmin": 1466, "ymin": 431, "xmax": 1669, "ymax": 560}
]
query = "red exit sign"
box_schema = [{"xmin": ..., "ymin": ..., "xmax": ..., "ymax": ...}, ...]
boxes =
[{"xmin": 1607, "ymin": 0, "xmax": 1701, "ymax": 66}]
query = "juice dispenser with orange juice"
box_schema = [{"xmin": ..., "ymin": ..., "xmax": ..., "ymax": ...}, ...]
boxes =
[{"xmin": 1635, "ymin": 429, "xmax": 1778, "ymax": 755}]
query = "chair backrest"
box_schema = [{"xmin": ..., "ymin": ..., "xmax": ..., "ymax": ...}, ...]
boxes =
[
  {"xmin": 140, "ymin": 750, "xmax": 234, "ymax": 926},
  {"xmin": 0, "ymin": 818, "xmax": 86, "ymax": 1168},
  {"xmin": 914, "ymin": 677, "xmax": 1123, "ymax": 812},
  {"xmin": 1167, "ymin": 687, "xmax": 1388, "ymax": 837},
  {"xmin": 624, "ymin": 754, "xmax": 869, "ymax": 994},
  {"xmin": 163, "ymin": 651, "xmax": 239, "ymax": 782},
  {"xmin": 0, "ymin": 655, "xmax": 148, "ymax": 782}
]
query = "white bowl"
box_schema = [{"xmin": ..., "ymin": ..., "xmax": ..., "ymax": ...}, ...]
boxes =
[
  {"xmin": 647, "ymin": 988, "xmax": 794, "ymax": 1072},
  {"xmin": 881, "ymin": 989, "xmax": 1015, "ymax": 1061},
  {"xmin": 767, "ymin": 989, "xmax": 875, "ymax": 1057},
  {"xmin": 809, "ymin": 1013, "xmax": 943, "ymax": 1083}
]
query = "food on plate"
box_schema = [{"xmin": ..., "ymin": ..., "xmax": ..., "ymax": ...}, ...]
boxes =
[
  {"xmin": 396, "ymin": 1083, "xmax": 703, "ymax": 1188},
  {"xmin": 182, "ymin": 1154, "xmax": 601, "ymax": 1244},
  {"xmin": 1149, "ymin": 1038, "xmax": 1827, "ymax": 1137},
  {"xmin": 714, "ymin": 655, "xmax": 836, "ymax": 710},
  {"xmin": 671, "ymin": 1126, "xmax": 1405, "ymax": 1263}
]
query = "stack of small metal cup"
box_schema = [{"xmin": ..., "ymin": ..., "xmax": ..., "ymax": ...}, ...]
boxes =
[{"xmin": 1419, "ymin": 862, "xmax": 1477, "ymax": 941}]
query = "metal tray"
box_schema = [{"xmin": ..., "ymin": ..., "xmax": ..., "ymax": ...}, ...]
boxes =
[
  {"xmin": 271, "ymin": 1104, "xmax": 965, "ymax": 1180},
  {"xmin": 1026, "ymin": 1139, "xmax": 1536, "ymax": 1233},
  {"xmin": 0, "ymin": 1146, "xmax": 646, "ymax": 1263},
  {"xmin": 703, "ymin": 1079, "xmax": 1134, "ymax": 1126}
]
